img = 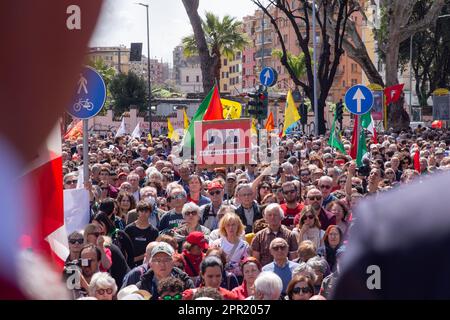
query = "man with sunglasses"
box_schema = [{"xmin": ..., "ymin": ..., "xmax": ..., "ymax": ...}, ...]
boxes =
[
  {"xmin": 318, "ymin": 176, "xmax": 337, "ymax": 208},
  {"xmin": 200, "ymin": 181, "xmax": 225, "ymax": 230},
  {"xmin": 63, "ymin": 172, "xmax": 79, "ymax": 190},
  {"xmin": 262, "ymin": 238, "xmax": 300, "ymax": 297},
  {"xmin": 299, "ymin": 188, "xmax": 336, "ymax": 231},
  {"xmin": 280, "ymin": 181, "xmax": 304, "ymax": 229},
  {"xmin": 159, "ymin": 186, "xmax": 187, "ymax": 234}
]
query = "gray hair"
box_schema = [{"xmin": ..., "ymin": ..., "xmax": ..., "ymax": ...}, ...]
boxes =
[
  {"xmin": 182, "ymin": 202, "xmax": 200, "ymax": 218},
  {"xmin": 63, "ymin": 172, "xmax": 78, "ymax": 184},
  {"xmin": 254, "ymin": 271, "xmax": 283, "ymax": 300},
  {"xmin": 235, "ymin": 183, "xmax": 252, "ymax": 196},
  {"xmin": 319, "ymin": 176, "xmax": 333, "ymax": 184},
  {"xmin": 167, "ymin": 184, "xmax": 187, "ymax": 198},
  {"xmin": 292, "ymin": 262, "xmax": 317, "ymax": 283},
  {"xmin": 140, "ymin": 186, "xmax": 157, "ymax": 198},
  {"xmin": 264, "ymin": 203, "xmax": 285, "ymax": 219},
  {"xmin": 88, "ymin": 272, "xmax": 117, "ymax": 297},
  {"xmin": 269, "ymin": 238, "xmax": 288, "ymax": 249},
  {"xmin": 281, "ymin": 162, "xmax": 293, "ymax": 173},
  {"xmin": 306, "ymin": 256, "xmax": 329, "ymax": 275}
]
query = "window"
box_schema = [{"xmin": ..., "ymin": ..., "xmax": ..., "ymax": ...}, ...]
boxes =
[
  {"xmin": 243, "ymin": 55, "xmax": 246, "ymax": 63},
  {"xmin": 196, "ymin": 75, "xmax": 200, "ymax": 82},
  {"xmin": 243, "ymin": 80, "xmax": 246, "ymax": 87},
  {"xmin": 351, "ymin": 64, "xmax": 357, "ymax": 72},
  {"xmin": 224, "ymin": 59, "xmax": 228, "ymax": 66},
  {"xmin": 224, "ymin": 84, "xmax": 228, "ymax": 91},
  {"xmin": 342, "ymin": 80, "xmax": 346, "ymax": 87},
  {"xmin": 236, "ymin": 65, "xmax": 239, "ymax": 73},
  {"xmin": 243, "ymin": 67, "xmax": 246, "ymax": 76},
  {"xmin": 283, "ymin": 34, "xmax": 288, "ymax": 43},
  {"xmin": 186, "ymin": 76, "xmax": 189, "ymax": 83},
  {"xmin": 351, "ymin": 79, "xmax": 357, "ymax": 86},
  {"xmin": 236, "ymin": 77, "xmax": 239, "ymax": 84}
]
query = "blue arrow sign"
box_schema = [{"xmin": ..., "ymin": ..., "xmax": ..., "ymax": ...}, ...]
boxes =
[
  {"xmin": 344, "ymin": 84, "xmax": 374, "ymax": 115},
  {"xmin": 67, "ymin": 66, "xmax": 106, "ymax": 119},
  {"xmin": 259, "ymin": 67, "xmax": 277, "ymax": 87}
]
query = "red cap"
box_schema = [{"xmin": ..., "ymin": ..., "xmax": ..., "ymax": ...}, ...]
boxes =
[
  {"xmin": 118, "ymin": 172, "xmax": 128, "ymax": 179},
  {"xmin": 207, "ymin": 181, "xmax": 224, "ymax": 191},
  {"xmin": 186, "ymin": 231, "xmax": 209, "ymax": 250}
]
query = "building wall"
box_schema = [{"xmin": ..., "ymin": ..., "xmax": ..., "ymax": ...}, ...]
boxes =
[
  {"xmin": 242, "ymin": 15, "xmax": 257, "ymax": 91},
  {"xmin": 179, "ymin": 66, "xmax": 203, "ymax": 93},
  {"xmin": 87, "ymin": 46, "xmax": 130, "ymax": 74}
]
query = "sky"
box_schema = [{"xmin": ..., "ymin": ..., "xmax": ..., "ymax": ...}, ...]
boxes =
[{"xmin": 90, "ymin": 0, "xmax": 259, "ymax": 66}]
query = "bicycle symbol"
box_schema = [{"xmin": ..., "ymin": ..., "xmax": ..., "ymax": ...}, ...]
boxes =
[{"xmin": 73, "ymin": 99, "xmax": 94, "ymax": 112}]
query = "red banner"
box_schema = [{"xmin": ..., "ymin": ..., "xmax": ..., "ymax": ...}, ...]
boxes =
[{"xmin": 195, "ymin": 119, "xmax": 252, "ymax": 166}]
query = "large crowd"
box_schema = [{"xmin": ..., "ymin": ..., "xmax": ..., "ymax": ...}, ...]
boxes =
[{"xmin": 61, "ymin": 125, "xmax": 450, "ymax": 300}]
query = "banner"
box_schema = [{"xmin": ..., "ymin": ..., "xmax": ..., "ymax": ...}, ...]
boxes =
[
  {"xmin": 433, "ymin": 94, "xmax": 450, "ymax": 120},
  {"xmin": 371, "ymin": 91, "xmax": 384, "ymax": 120},
  {"xmin": 64, "ymin": 188, "xmax": 90, "ymax": 235},
  {"xmin": 194, "ymin": 119, "xmax": 252, "ymax": 166}
]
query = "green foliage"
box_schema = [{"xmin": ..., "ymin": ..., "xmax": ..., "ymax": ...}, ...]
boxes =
[
  {"xmin": 272, "ymin": 49, "xmax": 308, "ymax": 80},
  {"xmin": 182, "ymin": 12, "xmax": 249, "ymax": 59},
  {"xmin": 87, "ymin": 58, "xmax": 117, "ymax": 115},
  {"xmin": 109, "ymin": 71, "xmax": 147, "ymax": 115}
]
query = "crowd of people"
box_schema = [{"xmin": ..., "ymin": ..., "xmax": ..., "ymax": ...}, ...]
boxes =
[{"xmin": 61, "ymin": 124, "xmax": 450, "ymax": 300}]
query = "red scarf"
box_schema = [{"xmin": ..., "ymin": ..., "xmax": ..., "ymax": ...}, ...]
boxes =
[{"xmin": 182, "ymin": 250, "xmax": 204, "ymax": 277}]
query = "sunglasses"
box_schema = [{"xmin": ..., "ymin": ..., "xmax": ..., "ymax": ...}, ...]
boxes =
[
  {"xmin": 96, "ymin": 288, "xmax": 114, "ymax": 295},
  {"xmin": 304, "ymin": 215, "xmax": 315, "ymax": 220},
  {"xmin": 320, "ymin": 185, "xmax": 331, "ymax": 189},
  {"xmin": 308, "ymin": 196, "xmax": 322, "ymax": 201},
  {"xmin": 339, "ymin": 180, "xmax": 346, "ymax": 184},
  {"xmin": 185, "ymin": 211, "xmax": 198, "ymax": 216},
  {"xmin": 69, "ymin": 238, "xmax": 83, "ymax": 245},
  {"xmin": 65, "ymin": 180, "xmax": 77, "ymax": 185},
  {"xmin": 162, "ymin": 293, "xmax": 182, "ymax": 300},
  {"xmin": 300, "ymin": 173, "xmax": 310, "ymax": 177},
  {"xmin": 209, "ymin": 190, "xmax": 222, "ymax": 196},
  {"xmin": 292, "ymin": 287, "xmax": 312, "ymax": 294},
  {"xmin": 170, "ymin": 194, "xmax": 186, "ymax": 200},
  {"xmin": 261, "ymin": 186, "xmax": 271, "ymax": 190},
  {"xmin": 283, "ymin": 189, "xmax": 296, "ymax": 195},
  {"xmin": 271, "ymin": 245, "xmax": 287, "ymax": 251}
]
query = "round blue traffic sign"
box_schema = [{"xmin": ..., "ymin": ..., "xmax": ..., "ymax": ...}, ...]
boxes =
[
  {"xmin": 344, "ymin": 84, "xmax": 374, "ymax": 115},
  {"xmin": 67, "ymin": 66, "xmax": 106, "ymax": 119},
  {"xmin": 259, "ymin": 67, "xmax": 278, "ymax": 87}
]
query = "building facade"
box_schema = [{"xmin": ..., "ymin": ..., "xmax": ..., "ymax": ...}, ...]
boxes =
[
  {"xmin": 87, "ymin": 45, "xmax": 130, "ymax": 74},
  {"xmin": 173, "ymin": 45, "xmax": 203, "ymax": 93}
]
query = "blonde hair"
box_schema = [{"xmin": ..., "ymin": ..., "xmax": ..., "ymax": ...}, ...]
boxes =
[{"xmin": 218, "ymin": 213, "xmax": 245, "ymax": 238}]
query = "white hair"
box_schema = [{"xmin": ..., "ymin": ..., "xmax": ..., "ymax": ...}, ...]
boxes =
[
  {"xmin": 319, "ymin": 176, "xmax": 333, "ymax": 184},
  {"xmin": 306, "ymin": 256, "xmax": 329, "ymax": 275},
  {"xmin": 281, "ymin": 162, "xmax": 293, "ymax": 172},
  {"xmin": 292, "ymin": 262, "xmax": 317, "ymax": 283},
  {"xmin": 167, "ymin": 184, "xmax": 187, "ymax": 198},
  {"xmin": 264, "ymin": 203, "xmax": 285, "ymax": 219},
  {"xmin": 88, "ymin": 272, "xmax": 118, "ymax": 297},
  {"xmin": 182, "ymin": 202, "xmax": 201, "ymax": 218},
  {"xmin": 254, "ymin": 271, "xmax": 283, "ymax": 300}
]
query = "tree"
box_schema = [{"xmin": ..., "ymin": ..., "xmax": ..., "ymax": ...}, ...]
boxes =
[
  {"xmin": 272, "ymin": 49, "xmax": 308, "ymax": 81},
  {"xmin": 398, "ymin": 0, "xmax": 450, "ymax": 108},
  {"xmin": 181, "ymin": 5, "xmax": 248, "ymax": 92},
  {"xmin": 87, "ymin": 58, "xmax": 116, "ymax": 114},
  {"xmin": 252, "ymin": 0, "xmax": 360, "ymax": 134},
  {"xmin": 109, "ymin": 71, "xmax": 147, "ymax": 115}
]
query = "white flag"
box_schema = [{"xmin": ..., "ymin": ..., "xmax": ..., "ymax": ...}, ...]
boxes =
[
  {"xmin": 131, "ymin": 122, "xmax": 142, "ymax": 139},
  {"xmin": 115, "ymin": 117, "xmax": 127, "ymax": 138}
]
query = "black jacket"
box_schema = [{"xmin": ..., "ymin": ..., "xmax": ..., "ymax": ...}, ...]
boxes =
[
  {"xmin": 235, "ymin": 202, "xmax": 262, "ymax": 234},
  {"xmin": 136, "ymin": 267, "xmax": 194, "ymax": 300}
]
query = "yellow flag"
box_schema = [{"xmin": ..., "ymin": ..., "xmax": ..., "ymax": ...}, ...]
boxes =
[
  {"xmin": 282, "ymin": 90, "xmax": 301, "ymax": 137},
  {"xmin": 221, "ymin": 99, "xmax": 242, "ymax": 119},
  {"xmin": 147, "ymin": 133, "xmax": 153, "ymax": 144},
  {"xmin": 167, "ymin": 118, "xmax": 179, "ymax": 142},
  {"xmin": 251, "ymin": 118, "xmax": 257, "ymax": 135},
  {"xmin": 183, "ymin": 109, "xmax": 189, "ymax": 130}
]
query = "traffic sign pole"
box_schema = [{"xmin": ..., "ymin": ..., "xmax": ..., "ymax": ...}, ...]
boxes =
[{"xmin": 83, "ymin": 119, "xmax": 89, "ymax": 184}]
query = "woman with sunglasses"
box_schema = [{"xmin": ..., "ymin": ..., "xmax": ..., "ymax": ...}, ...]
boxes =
[
  {"xmin": 66, "ymin": 231, "xmax": 84, "ymax": 264},
  {"xmin": 295, "ymin": 206, "xmax": 324, "ymax": 250},
  {"xmin": 88, "ymin": 272, "xmax": 118, "ymax": 300},
  {"xmin": 173, "ymin": 202, "xmax": 211, "ymax": 245},
  {"xmin": 285, "ymin": 275, "xmax": 315, "ymax": 300},
  {"xmin": 256, "ymin": 182, "xmax": 272, "ymax": 205}
]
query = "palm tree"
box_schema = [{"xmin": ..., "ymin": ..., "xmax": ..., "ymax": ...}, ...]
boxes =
[
  {"xmin": 181, "ymin": 11, "xmax": 248, "ymax": 91},
  {"xmin": 272, "ymin": 49, "xmax": 308, "ymax": 88}
]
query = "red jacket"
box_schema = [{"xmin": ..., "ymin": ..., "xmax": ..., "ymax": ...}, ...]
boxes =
[
  {"xmin": 231, "ymin": 281, "xmax": 250, "ymax": 300},
  {"xmin": 183, "ymin": 286, "xmax": 238, "ymax": 300}
]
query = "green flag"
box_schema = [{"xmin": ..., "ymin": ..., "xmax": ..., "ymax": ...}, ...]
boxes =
[
  {"xmin": 328, "ymin": 110, "xmax": 346, "ymax": 154},
  {"xmin": 356, "ymin": 122, "xmax": 367, "ymax": 167},
  {"xmin": 182, "ymin": 86, "xmax": 214, "ymax": 151}
]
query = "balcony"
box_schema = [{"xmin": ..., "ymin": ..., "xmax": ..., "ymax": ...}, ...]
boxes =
[
  {"xmin": 255, "ymin": 24, "xmax": 271, "ymax": 32},
  {"xmin": 255, "ymin": 48, "xmax": 272, "ymax": 59},
  {"xmin": 256, "ymin": 38, "xmax": 272, "ymax": 45}
]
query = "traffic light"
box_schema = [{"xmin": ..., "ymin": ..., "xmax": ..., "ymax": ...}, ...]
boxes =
[
  {"xmin": 247, "ymin": 88, "xmax": 268, "ymax": 119},
  {"xmin": 130, "ymin": 42, "xmax": 143, "ymax": 61},
  {"xmin": 336, "ymin": 100, "xmax": 344, "ymax": 121},
  {"xmin": 259, "ymin": 89, "xmax": 269, "ymax": 119},
  {"xmin": 247, "ymin": 91, "xmax": 260, "ymax": 115}
]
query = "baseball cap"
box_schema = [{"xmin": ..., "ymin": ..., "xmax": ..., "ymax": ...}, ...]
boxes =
[
  {"xmin": 186, "ymin": 231, "xmax": 209, "ymax": 250},
  {"xmin": 117, "ymin": 285, "xmax": 151, "ymax": 300},
  {"xmin": 150, "ymin": 242, "xmax": 174, "ymax": 259},
  {"xmin": 118, "ymin": 172, "xmax": 128, "ymax": 179},
  {"xmin": 207, "ymin": 181, "xmax": 223, "ymax": 191},
  {"xmin": 226, "ymin": 173, "xmax": 237, "ymax": 181}
]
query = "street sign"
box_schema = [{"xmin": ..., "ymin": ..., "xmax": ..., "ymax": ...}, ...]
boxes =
[
  {"xmin": 344, "ymin": 84, "xmax": 374, "ymax": 115},
  {"xmin": 259, "ymin": 67, "xmax": 278, "ymax": 87},
  {"xmin": 67, "ymin": 66, "xmax": 106, "ymax": 119}
]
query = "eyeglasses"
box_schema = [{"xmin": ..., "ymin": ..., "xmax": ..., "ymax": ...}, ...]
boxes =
[
  {"xmin": 261, "ymin": 186, "xmax": 271, "ymax": 190},
  {"xmin": 338, "ymin": 180, "xmax": 346, "ymax": 184},
  {"xmin": 96, "ymin": 288, "xmax": 114, "ymax": 295},
  {"xmin": 185, "ymin": 211, "xmax": 198, "ymax": 216},
  {"xmin": 170, "ymin": 194, "xmax": 186, "ymax": 200},
  {"xmin": 292, "ymin": 287, "xmax": 312, "ymax": 294},
  {"xmin": 162, "ymin": 293, "xmax": 182, "ymax": 300},
  {"xmin": 69, "ymin": 238, "xmax": 83, "ymax": 245},
  {"xmin": 65, "ymin": 180, "xmax": 77, "ymax": 185},
  {"xmin": 209, "ymin": 190, "xmax": 222, "ymax": 196},
  {"xmin": 308, "ymin": 195, "xmax": 322, "ymax": 201},
  {"xmin": 240, "ymin": 193, "xmax": 253, "ymax": 197},
  {"xmin": 88, "ymin": 232, "xmax": 100, "ymax": 238},
  {"xmin": 283, "ymin": 189, "xmax": 296, "ymax": 195},
  {"xmin": 300, "ymin": 173, "xmax": 310, "ymax": 177},
  {"xmin": 319, "ymin": 185, "xmax": 331, "ymax": 189},
  {"xmin": 250, "ymin": 164, "xmax": 257, "ymax": 167},
  {"xmin": 271, "ymin": 245, "xmax": 287, "ymax": 251},
  {"xmin": 304, "ymin": 215, "xmax": 315, "ymax": 220}
]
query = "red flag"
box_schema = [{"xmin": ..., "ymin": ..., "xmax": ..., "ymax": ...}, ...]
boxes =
[
  {"xmin": 64, "ymin": 119, "xmax": 83, "ymax": 140},
  {"xmin": 432, "ymin": 120, "xmax": 443, "ymax": 129},
  {"xmin": 350, "ymin": 115, "xmax": 359, "ymax": 160},
  {"xmin": 384, "ymin": 84, "xmax": 404, "ymax": 105},
  {"xmin": 203, "ymin": 85, "xmax": 224, "ymax": 121},
  {"xmin": 414, "ymin": 149, "xmax": 421, "ymax": 173},
  {"xmin": 265, "ymin": 112, "xmax": 275, "ymax": 132}
]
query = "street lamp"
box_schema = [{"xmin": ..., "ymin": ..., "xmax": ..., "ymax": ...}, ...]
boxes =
[
  {"xmin": 135, "ymin": 2, "xmax": 152, "ymax": 136},
  {"xmin": 312, "ymin": 0, "xmax": 319, "ymax": 136},
  {"xmin": 409, "ymin": 14, "xmax": 450, "ymax": 119}
]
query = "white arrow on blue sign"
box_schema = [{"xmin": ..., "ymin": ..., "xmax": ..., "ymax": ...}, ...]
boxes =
[
  {"xmin": 344, "ymin": 84, "xmax": 374, "ymax": 115},
  {"xmin": 259, "ymin": 67, "xmax": 277, "ymax": 87},
  {"xmin": 67, "ymin": 66, "xmax": 106, "ymax": 119}
]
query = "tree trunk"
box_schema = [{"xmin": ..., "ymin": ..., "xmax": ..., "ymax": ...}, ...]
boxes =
[{"xmin": 182, "ymin": 0, "xmax": 215, "ymax": 93}]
